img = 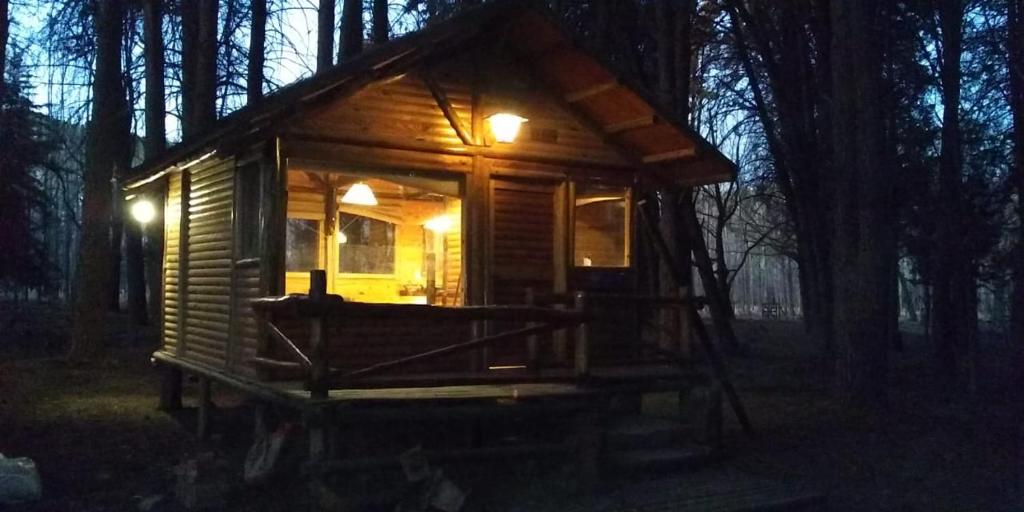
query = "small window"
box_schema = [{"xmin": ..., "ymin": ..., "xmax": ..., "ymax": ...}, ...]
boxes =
[
  {"xmin": 285, "ymin": 218, "xmax": 320, "ymax": 272},
  {"xmin": 338, "ymin": 212, "xmax": 396, "ymax": 274},
  {"xmin": 574, "ymin": 185, "xmax": 629, "ymax": 267},
  {"xmin": 236, "ymin": 164, "xmax": 262, "ymax": 258}
]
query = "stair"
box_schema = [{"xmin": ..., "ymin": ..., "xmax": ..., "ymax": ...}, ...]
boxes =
[{"xmin": 606, "ymin": 415, "xmax": 719, "ymax": 474}]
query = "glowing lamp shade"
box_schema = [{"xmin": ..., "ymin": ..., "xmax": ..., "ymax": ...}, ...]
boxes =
[
  {"xmin": 130, "ymin": 199, "xmax": 156, "ymax": 224},
  {"xmin": 487, "ymin": 113, "xmax": 528, "ymax": 143},
  {"xmin": 340, "ymin": 182, "xmax": 377, "ymax": 206},
  {"xmin": 424, "ymin": 215, "xmax": 454, "ymax": 233}
]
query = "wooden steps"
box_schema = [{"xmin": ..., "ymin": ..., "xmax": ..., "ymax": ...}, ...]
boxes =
[
  {"xmin": 599, "ymin": 480, "xmax": 826, "ymax": 511},
  {"xmin": 606, "ymin": 415, "xmax": 720, "ymax": 474}
]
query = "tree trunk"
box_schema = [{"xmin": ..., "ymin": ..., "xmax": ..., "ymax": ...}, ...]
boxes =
[
  {"xmin": 338, "ymin": 0, "xmax": 362, "ymax": 61},
  {"xmin": 70, "ymin": 0, "xmax": 126, "ymax": 360},
  {"xmin": 829, "ymin": 0, "xmax": 891, "ymax": 405},
  {"xmin": 317, "ymin": 0, "xmax": 334, "ymax": 73},
  {"xmin": 0, "ymin": 0, "xmax": 8, "ymax": 90},
  {"xmin": 142, "ymin": 0, "xmax": 166, "ymax": 327},
  {"xmin": 125, "ymin": 221, "xmax": 148, "ymax": 327},
  {"xmin": 248, "ymin": 0, "xmax": 267, "ymax": 102},
  {"xmin": 1008, "ymin": 0, "xmax": 1024, "ymax": 368},
  {"xmin": 371, "ymin": 0, "xmax": 389, "ymax": 45},
  {"xmin": 182, "ymin": 0, "xmax": 218, "ymax": 138},
  {"xmin": 932, "ymin": 0, "xmax": 966, "ymax": 383},
  {"xmin": 143, "ymin": 0, "xmax": 165, "ymax": 158}
]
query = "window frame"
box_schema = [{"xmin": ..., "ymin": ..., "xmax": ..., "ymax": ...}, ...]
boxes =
[
  {"xmin": 234, "ymin": 163, "xmax": 263, "ymax": 260},
  {"xmin": 570, "ymin": 182, "xmax": 632, "ymax": 269}
]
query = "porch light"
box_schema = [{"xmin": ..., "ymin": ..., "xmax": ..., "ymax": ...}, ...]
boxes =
[
  {"xmin": 487, "ymin": 113, "xmax": 528, "ymax": 143},
  {"xmin": 336, "ymin": 230, "xmax": 348, "ymax": 244},
  {"xmin": 340, "ymin": 182, "xmax": 377, "ymax": 206},
  {"xmin": 424, "ymin": 214, "xmax": 454, "ymax": 233},
  {"xmin": 130, "ymin": 199, "xmax": 156, "ymax": 224}
]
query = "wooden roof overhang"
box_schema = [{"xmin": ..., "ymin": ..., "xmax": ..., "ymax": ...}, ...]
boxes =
[{"xmin": 123, "ymin": 0, "xmax": 735, "ymax": 191}]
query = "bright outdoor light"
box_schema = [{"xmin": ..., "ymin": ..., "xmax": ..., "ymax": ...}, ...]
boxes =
[
  {"xmin": 424, "ymin": 215, "xmax": 454, "ymax": 233},
  {"xmin": 336, "ymin": 230, "xmax": 348, "ymax": 244},
  {"xmin": 130, "ymin": 199, "xmax": 156, "ymax": 224},
  {"xmin": 340, "ymin": 182, "xmax": 378, "ymax": 206},
  {"xmin": 487, "ymin": 113, "xmax": 528, "ymax": 143}
]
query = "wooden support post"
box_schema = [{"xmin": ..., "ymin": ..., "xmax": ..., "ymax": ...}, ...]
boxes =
[
  {"xmin": 197, "ymin": 376, "xmax": 212, "ymax": 440},
  {"xmin": 159, "ymin": 366, "xmax": 183, "ymax": 411},
  {"xmin": 525, "ymin": 288, "xmax": 540, "ymax": 372},
  {"xmin": 308, "ymin": 270, "xmax": 329, "ymax": 400},
  {"xmin": 469, "ymin": 320, "xmax": 485, "ymax": 372},
  {"xmin": 574, "ymin": 292, "xmax": 590, "ymax": 380}
]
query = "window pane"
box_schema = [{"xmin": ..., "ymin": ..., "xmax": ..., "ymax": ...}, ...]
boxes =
[
  {"xmin": 574, "ymin": 186, "xmax": 628, "ymax": 267},
  {"xmin": 236, "ymin": 165, "xmax": 261, "ymax": 258},
  {"xmin": 338, "ymin": 213, "xmax": 396, "ymax": 274},
  {"xmin": 285, "ymin": 218, "xmax": 320, "ymax": 272}
]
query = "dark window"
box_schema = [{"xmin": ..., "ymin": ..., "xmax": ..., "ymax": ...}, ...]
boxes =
[
  {"xmin": 338, "ymin": 212, "xmax": 395, "ymax": 274},
  {"xmin": 285, "ymin": 219, "xmax": 320, "ymax": 272},
  {"xmin": 236, "ymin": 164, "xmax": 262, "ymax": 258}
]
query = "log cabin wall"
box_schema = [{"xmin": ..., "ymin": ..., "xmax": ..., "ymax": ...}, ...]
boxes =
[
  {"xmin": 183, "ymin": 156, "xmax": 236, "ymax": 369},
  {"xmin": 162, "ymin": 172, "xmax": 183, "ymax": 354}
]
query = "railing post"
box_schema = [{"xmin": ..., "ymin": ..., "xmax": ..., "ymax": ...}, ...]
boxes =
[
  {"xmin": 470, "ymin": 320, "xmax": 485, "ymax": 372},
  {"xmin": 525, "ymin": 288, "xmax": 540, "ymax": 372},
  {"xmin": 574, "ymin": 291, "xmax": 590, "ymax": 380},
  {"xmin": 308, "ymin": 270, "xmax": 329, "ymax": 400}
]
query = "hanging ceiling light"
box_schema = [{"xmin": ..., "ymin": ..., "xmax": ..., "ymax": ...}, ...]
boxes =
[
  {"xmin": 340, "ymin": 182, "xmax": 377, "ymax": 206},
  {"xmin": 424, "ymin": 215, "xmax": 454, "ymax": 233},
  {"xmin": 487, "ymin": 113, "xmax": 528, "ymax": 143}
]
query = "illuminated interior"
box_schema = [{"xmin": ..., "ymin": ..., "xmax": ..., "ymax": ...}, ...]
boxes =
[
  {"xmin": 285, "ymin": 169, "xmax": 463, "ymax": 305},
  {"xmin": 574, "ymin": 184, "xmax": 630, "ymax": 267}
]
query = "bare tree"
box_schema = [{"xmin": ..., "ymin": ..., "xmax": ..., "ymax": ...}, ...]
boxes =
[
  {"xmin": 0, "ymin": 0, "xmax": 8, "ymax": 87},
  {"xmin": 1010, "ymin": 0, "xmax": 1024, "ymax": 363},
  {"xmin": 830, "ymin": 0, "xmax": 892, "ymax": 404},
  {"xmin": 931, "ymin": 0, "xmax": 970, "ymax": 384},
  {"xmin": 249, "ymin": 0, "xmax": 267, "ymax": 102},
  {"xmin": 371, "ymin": 0, "xmax": 389, "ymax": 44},
  {"xmin": 318, "ymin": 0, "xmax": 334, "ymax": 72},
  {"xmin": 338, "ymin": 0, "xmax": 362, "ymax": 60},
  {"xmin": 182, "ymin": 0, "xmax": 218, "ymax": 137},
  {"xmin": 70, "ymin": 0, "xmax": 128, "ymax": 359}
]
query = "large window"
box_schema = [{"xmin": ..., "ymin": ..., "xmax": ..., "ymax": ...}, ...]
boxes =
[
  {"xmin": 338, "ymin": 212, "xmax": 396, "ymax": 275},
  {"xmin": 574, "ymin": 185, "xmax": 629, "ymax": 267},
  {"xmin": 285, "ymin": 218, "xmax": 320, "ymax": 272}
]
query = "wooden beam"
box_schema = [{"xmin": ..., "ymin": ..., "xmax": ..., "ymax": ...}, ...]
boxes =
[
  {"xmin": 604, "ymin": 115, "xmax": 658, "ymax": 134},
  {"xmin": 420, "ymin": 71, "xmax": 475, "ymax": 146},
  {"xmin": 642, "ymin": 148, "xmax": 697, "ymax": 164},
  {"xmin": 564, "ymin": 80, "xmax": 618, "ymax": 103}
]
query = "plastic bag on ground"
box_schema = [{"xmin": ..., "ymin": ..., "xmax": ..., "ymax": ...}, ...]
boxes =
[{"xmin": 0, "ymin": 453, "xmax": 42, "ymax": 504}]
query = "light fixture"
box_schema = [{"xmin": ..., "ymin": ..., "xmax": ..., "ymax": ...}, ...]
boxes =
[
  {"xmin": 487, "ymin": 113, "xmax": 528, "ymax": 143},
  {"xmin": 336, "ymin": 230, "xmax": 348, "ymax": 244},
  {"xmin": 340, "ymin": 182, "xmax": 377, "ymax": 206},
  {"xmin": 424, "ymin": 214, "xmax": 454, "ymax": 233},
  {"xmin": 130, "ymin": 199, "xmax": 156, "ymax": 224}
]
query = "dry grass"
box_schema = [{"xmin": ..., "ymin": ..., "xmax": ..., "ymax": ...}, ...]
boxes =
[{"xmin": 1, "ymin": 310, "xmax": 1020, "ymax": 511}]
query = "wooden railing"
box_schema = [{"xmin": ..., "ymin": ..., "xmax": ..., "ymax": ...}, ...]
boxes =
[{"xmin": 250, "ymin": 270, "xmax": 589, "ymax": 399}]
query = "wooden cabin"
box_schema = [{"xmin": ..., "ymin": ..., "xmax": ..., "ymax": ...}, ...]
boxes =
[{"xmin": 124, "ymin": 0, "xmax": 737, "ymax": 489}]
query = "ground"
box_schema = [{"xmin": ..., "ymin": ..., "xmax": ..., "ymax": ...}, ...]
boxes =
[{"xmin": 0, "ymin": 301, "xmax": 1021, "ymax": 511}]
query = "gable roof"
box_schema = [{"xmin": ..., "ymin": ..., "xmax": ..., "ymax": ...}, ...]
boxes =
[{"xmin": 125, "ymin": 0, "xmax": 735, "ymax": 189}]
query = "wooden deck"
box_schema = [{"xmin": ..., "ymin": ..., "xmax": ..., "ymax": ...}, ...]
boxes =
[{"xmin": 154, "ymin": 351, "xmax": 702, "ymax": 410}]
